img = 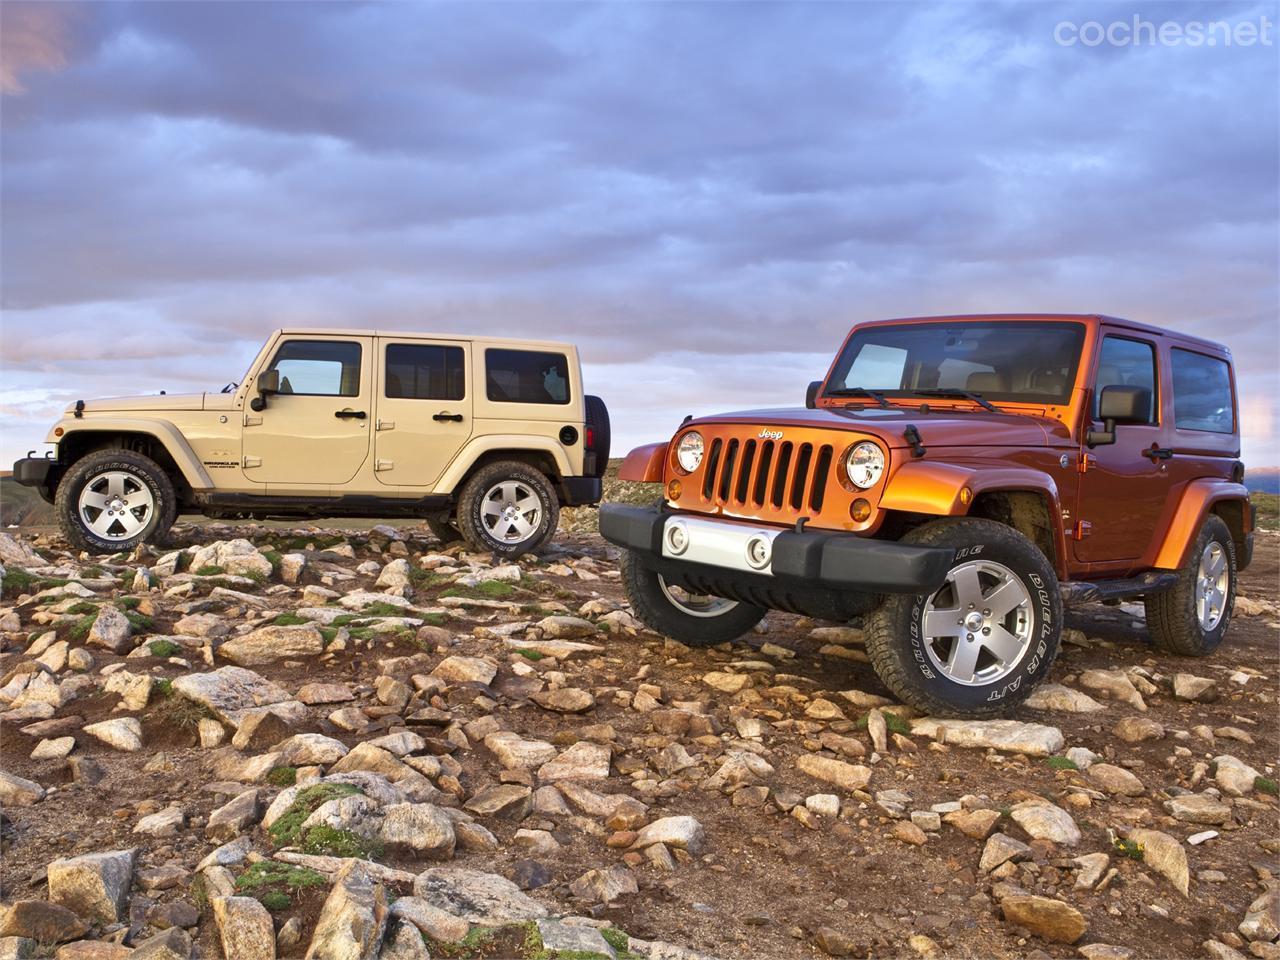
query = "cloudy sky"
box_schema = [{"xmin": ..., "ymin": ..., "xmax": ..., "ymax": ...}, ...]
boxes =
[{"xmin": 2, "ymin": 1, "xmax": 1277, "ymax": 468}]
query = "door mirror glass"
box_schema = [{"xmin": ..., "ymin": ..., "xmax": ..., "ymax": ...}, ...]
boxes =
[
  {"xmin": 1098, "ymin": 385, "xmax": 1151, "ymax": 425},
  {"xmin": 251, "ymin": 369, "xmax": 280, "ymax": 412},
  {"xmin": 806, "ymin": 381, "xmax": 822, "ymax": 409}
]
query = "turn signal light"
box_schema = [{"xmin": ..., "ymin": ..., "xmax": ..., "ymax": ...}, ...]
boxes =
[
  {"xmin": 960, "ymin": 486, "xmax": 973, "ymax": 505},
  {"xmin": 850, "ymin": 498, "xmax": 872, "ymax": 522},
  {"xmin": 667, "ymin": 479, "xmax": 683, "ymax": 500},
  {"xmin": 54, "ymin": 427, "xmax": 64, "ymax": 437}
]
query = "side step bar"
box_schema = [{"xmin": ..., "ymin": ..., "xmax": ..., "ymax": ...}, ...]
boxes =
[{"xmin": 1060, "ymin": 571, "xmax": 1179, "ymax": 606}]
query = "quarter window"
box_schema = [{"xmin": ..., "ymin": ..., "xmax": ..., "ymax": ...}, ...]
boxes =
[
  {"xmin": 1094, "ymin": 337, "xmax": 1157, "ymax": 423},
  {"xmin": 268, "ymin": 340, "xmax": 362, "ymax": 397},
  {"xmin": 486, "ymin": 349, "xmax": 570, "ymax": 405},
  {"xmin": 1171, "ymin": 349, "xmax": 1234, "ymax": 433},
  {"xmin": 385, "ymin": 344, "xmax": 465, "ymax": 401}
]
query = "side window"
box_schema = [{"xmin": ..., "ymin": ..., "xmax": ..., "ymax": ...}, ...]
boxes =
[
  {"xmin": 1094, "ymin": 337, "xmax": 1156, "ymax": 423},
  {"xmin": 1171, "ymin": 349, "xmax": 1234, "ymax": 433},
  {"xmin": 268, "ymin": 340, "xmax": 362, "ymax": 397},
  {"xmin": 385, "ymin": 344, "xmax": 465, "ymax": 401},
  {"xmin": 486, "ymin": 349, "xmax": 570, "ymax": 405}
]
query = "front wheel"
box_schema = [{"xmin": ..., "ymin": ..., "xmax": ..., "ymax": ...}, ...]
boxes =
[
  {"xmin": 55, "ymin": 449, "xmax": 177, "ymax": 554},
  {"xmin": 865, "ymin": 519, "xmax": 1061, "ymax": 717},
  {"xmin": 1144, "ymin": 515, "xmax": 1236, "ymax": 656},
  {"xmin": 620, "ymin": 551, "xmax": 766, "ymax": 646},
  {"xmin": 455, "ymin": 461, "xmax": 559, "ymax": 558}
]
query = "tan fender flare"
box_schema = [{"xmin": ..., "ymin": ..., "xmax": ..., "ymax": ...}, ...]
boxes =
[
  {"xmin": 435, "ymin": 435, "xmax": 575, "ymax": 493},
  {"xmin": 48, "ymin": 418, "xmax": 214, "ymax": 490},
  {"xmin": 1154, "ymin": 479, "xmax": 1252, "ymax": 570},
  {"xmin": 618, "ymin": 442, "xmax": 668, "ymax": 483},
  {"xmin": 881, "ymin": 459, "xmax": 1069, "ymax": 577}
]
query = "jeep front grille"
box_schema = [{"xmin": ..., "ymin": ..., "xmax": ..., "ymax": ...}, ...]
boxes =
[{"xmin": 699, "ymin": 436, "xmax": 836, "ymax": 515}]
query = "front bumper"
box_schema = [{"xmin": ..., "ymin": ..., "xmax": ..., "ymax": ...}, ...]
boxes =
[
  {"xmin": 12, "ymin": 456, "xmax": 58, "ymax": 503},
  {"xmin": 600, "ymin": 503, "xmax": 953, "ymax": 594}
]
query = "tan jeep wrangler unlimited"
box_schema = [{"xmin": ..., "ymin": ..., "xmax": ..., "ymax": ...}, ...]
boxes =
[
  {"xmin": 13, "ymin": 329, "xmax": 609, "ymax": 557},
  {"xmin": 602, "ymin": 314, "xmax": 1254, "ymax": 717}
]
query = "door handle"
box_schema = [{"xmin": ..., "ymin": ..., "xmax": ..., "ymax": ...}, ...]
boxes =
[
  {"xmin": 433, "ymin": 412, "xmax": 465, "ymax": 423},
  {"xmin": 334, "ymin": 410, "xmax": 367, "ymax": 420},
  {"xmin": 1145, "ymin": 445, "xmax": 1173, "ymax": 461}
]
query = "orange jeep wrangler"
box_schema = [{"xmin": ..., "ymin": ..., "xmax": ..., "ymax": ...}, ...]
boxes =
[{"xmin": 602, "ymin": 314, "xmax": 1254, "ymax": 717}]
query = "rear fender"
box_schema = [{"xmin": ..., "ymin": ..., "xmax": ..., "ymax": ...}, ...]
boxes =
[
  {"xmin": 1154, "ymin": 479, "xmax": 1252, "ymax": 570},
  {"xmin": 619, "ymin": 442, "xmax": 668, "ymax": 483},
  {"xmin": 435, "ymin": 435, "xmax": 575, "ymax": 493}
]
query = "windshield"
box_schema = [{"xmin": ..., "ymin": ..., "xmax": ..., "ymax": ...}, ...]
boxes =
[{"xmin": 826, "ymin": 321, "xmax": 1086, "ymax": 406}]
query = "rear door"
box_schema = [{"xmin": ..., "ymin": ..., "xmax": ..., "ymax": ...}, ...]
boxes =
[
  {"xmin": 241, "ymin": 335, "xmax": 373, "ymax": 488},
  {"xmin": 373, "ymin": 337, "xmax": 473, "ymax": 488}
]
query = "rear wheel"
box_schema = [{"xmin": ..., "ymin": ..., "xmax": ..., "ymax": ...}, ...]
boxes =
[
  {"xmin": 456, "ymin": 461, "xmax": 559, "ymax": 558},
  {"xmin": 1144, "ymin": 515, "xmax": 1235, "ymax": 656},
  {"xmin": 620, "ymin": 550, "xmax": 766, "ymax": 646},
  {"xmin": 56, "ymin": 449, "xmax": 177, "ymax": 554},
  {"xmin": 865, "ymin": 519, "xmax": 1061, "ymax": 717}
]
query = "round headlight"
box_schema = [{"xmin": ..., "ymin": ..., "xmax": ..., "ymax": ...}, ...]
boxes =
[
  {"xmin": 675, "ymin": 431, "xmax": 705, "ymax": 473},
  {"xmin": 845, "ymin": 441, "xmax": 885, "ymax": 489}
]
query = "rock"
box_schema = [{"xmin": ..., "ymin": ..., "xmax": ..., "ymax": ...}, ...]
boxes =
[
  {"xmin": 380, "ymin": 922, "xmax": 431, "ymax": 960},
  {"xmin": 220, "ymin": 624, "xmax": 324, "ymax": 666},
  {"xmin": 910, "ymin": 810, "xmax": 941, "ymax": 832},
  {"xmin": 569, "ymin": 865, "xmax": 638, "ymax": 903},
  {"xmin": 275, "ymin": 733, "xmax": 349, "ymax": 766},
  {"xmin": 103, "ymin": 670, "xmax": 152, "ymax": 710},
  {"xmin": 376, "ymin": 559, "xmax": 412, "ymax": 590},
  {"xmin": 212, "ymin": 896, "xmax": 275, "ymax": 960},
  {"xmin": 134, "ymin": 806, "xmax": 185, "ymax": 837},
  {"xmin": 389, "ymin": 897, "xmax": 469, "ymax": 943},
  {"xmin": 1073, "ymin": 852, "xmax": 1110, "ymax": 890},
  {"xmin": 130, "ymin": 927, "xmax": 193, "ymax": 960},
  {"xmin": 172, "ymin": 667, "xmax": 297, "ymax": 726},
  {"xmin": 1163, "ymin": 793, "xmax": 1231, "ymax": 825},
  {"xmin": 1172, "ymin": 673, "xmax": 1219, "ymax": 702},
  {"xmin": 910, "ymin": 718, "xmax": 1063, "ymax": 756},
  {"xmin": 1128, "ymin": 828, "xmax": 1189, "ymax": 896},
  {"xmin": 1001, "ymin": 894, "xmax": 1088, "ymax": 944},
  {"xmin": 0, "ymin": 901, "xmax": 89, "ymax": 943},
  {"xmin": 412, "ymin": 867, "xmax": 548, "ymax": 923},
  {"xmin": 0, "ymin": 771, "xmax": 44, "ymax": 806},
  {"xmin": 537, "ymin": 616, "xmax": 596, "ymax": 639},
  {"xmin": 193, "ymin": 538, "xmax": 274, "ymax": 578},
  {"xmin": 0, "ymin": 532, "xmax": 46, "ymax": 566},
  {"xmin": 530, "ymin": 688, "xmax": 595, "ymax": 713},
  {"xmin": 1010, "ymin": 800, "xmax": 1080, "ymax": 846},
  {"xmin": 297, "ymin": 683, "xmax": 354, "ymax": 705},
  {"xmin": 485, "ymin": 732, "xmax": 558, "ymax": 770},
  {"xmin": 1024, "ymin": 684, "xmax": 1105, "ymax": 713},
  {"xmin": 279, "ymin": 553, "xmax": 308, "ymax": 585},
  {"xmin": 502, "ymin": 638, "xmax": 603, "ymax": 659},
  {"xmin": 1086, "ymin": 763, "xmax": 1144, "ymax": 796},
  {"xmin": 1239, "ymin": 889, "xmax": 1279, "ymax": 943},
  {"xmin": 980, "ymin": 833, "xmax": 1031, "ymax": 873},
  {"xmin": 1202, "ymin": 941, "xmax": 1249, "ymax": 960},
  {"xmin": 1078, "ymin": 669, "xmax": 1146, "ymax": 710},
  {"xmin": 198, "ymin": 718, "xmax": 227, "ymax": 748},
  {"xmin": 206, "ymin": 789, "xmax": 261, "ymax": 841},
  {"xmin": 701, "ymin": 671, "xmax": 749, "ymax": 694},
  {"xmin": 538, "ymin": 741, "xmax": 611, "ymax": 782},
  {"xmin": 87, "ymin": 606, "xmax": 132, "ymax": 653},
  {"xmin": 1078, "ymin": 945, "xmax": 1133, "ymax": 960},
  {"xmin": 431, "ymin": 656, "xmax": 498, "ymax": 686},
  {"xmin": 174, "ymin": 613, "xmax": 228, "ymax": 639},
  {"xmin": 1066, "ymin": 747, "xmax": 1099, "ymax": 770},
  {"xmin": 631, "ymin": 816, "xmax": 704, "ymax": 854},
  {"xmin": 814, "ymin": 927, "xmax": 860, "ymax": 956},
  {"xmin": 893, "ymin": 821, "xmax": 928, "ymax": 846},
  {"xmin": 83, "ymin": 717, "xmax": 143, "ymax": 752},
  {"xmin": 511, "ymin": 859, "xmax": 552, "ymax": 890},
  {"xmin": 795, "ymin": 754, "xmax": 872, "ymax": 791},
  {"xmin": 48, "ymin": 849, "xmax": 136, "ymax": 925},
  {"xmin": 1214, "ymin": 755, "xmax": 1262, "ymax": 797},
  {"xmin": 866, "ymin": 709, "xmax": 888, "ymax": 752},
  {"xmin": 380, "ymin": 803, "xmax": 457, "ymax": 857},
  {"xmin": 464, "ymin": 785, "xmax": 532, "ymax": 821},
  {"xmin": 949, "ymin": 808, "xmax": 1001, "ymax": 840},
  {"xmin": 232, "ymin": 709, "xmax": 294, "ymax": 751},
  {"xmin": 305, "ymin": 860, "xmax": 387, "ymax": 960},
  {"xmin": 536, "ymin": 919, "xmax": 617, "ymax": 958},
  {"xmin": 806, "ymin": 794, "xmax": 841, "ymax": 819},
  {"xmin": 1113, "ymin": 716, "xmax": 1163, "ymax": 743}
]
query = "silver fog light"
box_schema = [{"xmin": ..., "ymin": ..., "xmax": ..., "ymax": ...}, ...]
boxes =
[
  {"xmin": 665, "ymin": 520, "xmax": 690, "ymax": 555},
  {"xmin": 745, "ymin": 533, "xmax": 772, "ymax": 570}
]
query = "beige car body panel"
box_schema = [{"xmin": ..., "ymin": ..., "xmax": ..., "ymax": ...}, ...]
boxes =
[{"xmin": 44, "ymin": 328, "xmax": 588, "ymax": 499}]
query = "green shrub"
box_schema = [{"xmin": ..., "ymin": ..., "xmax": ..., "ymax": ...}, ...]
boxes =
[
  {"xmin": 268, "ymin": 783, "xmax": 362, "ymax": 847},
  {"xmin": 273, "ymin": 613, "xmax": 311, "ymax": 626},
  {"xmin": 267, "ymin": 766, "xmax": 298, "ymax": 787},
  {"xmin": 148, "ymin": 639, "xmax": 182, "ymax": 658},
  {"xmin": 194, "ymin": 565, "xmax": 225, "ymax": 576},
  {"xmin": 259, "ymin": 890, "xmax": 291, "ymax": 912},
  {"xmin": 261, "ymin": 550, "xmax": 283, "ymax": 573},
  {"xmin": 123, "ymin": 610, "xmax": 154, "ymax": 631},
  {"xmin": 514, "ymin": 648, "xmax": 545, "ymax": 661},
  {"xmin": 441, "ymin": 580, "xmax": 516, "ymax": 601},
  {"xmin": 1256, "ymin": 776, "xmax": 1278, "ymax": 796},
  {"xmin": 318, "ymin": 626, "xmax": 338, "ymax": 646},
  {"xmin": 300, "ymin": 826, "xmax": 382, "ymax": 860},
  {"xmin": 68, "ymin": 615, "xmax": 96, "ymax": 642},
  {"xmin": 1, "ymin": 568, "xmax": 39, "ymax": 597},
  {"xmin": 854, "ymin": 710, "xmax": 911, "ymax": 736},
  {"xmin": 1043, "ymin": 757, "xmax": 1079, "ymax": 771},
  {"xmin": 1113, "ymin": 837, "xmax": 1144, "ymax": 860},
  {"xmin": 66, "ymin": 601, "xmax": 100, "ymax": 615},
  {"xmin": 235, "ymin": 861, "xmax": 327, "ymax": 893},
  {"xmin": 360, "ymin": 601, "xmax": 410, "ymax": 617},
  {"xmin": 421, "ymin": 612, "xmax": 448, "ymax": 627},
  {"xmin": 153, "ymin": 678, "xmax": 174, "ymax": 697},
  {"xmin": 116, "ymin": 596, "xmax": 142, "ymax": 609}
]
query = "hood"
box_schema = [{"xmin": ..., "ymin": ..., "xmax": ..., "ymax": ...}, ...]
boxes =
[
  {"xmin": 690, "ymin": 405, "xmax": 1069, "ymax": 448},
  {"xmin": 67, "ymin": 393, "xmax": 208, "ymax": 414}
]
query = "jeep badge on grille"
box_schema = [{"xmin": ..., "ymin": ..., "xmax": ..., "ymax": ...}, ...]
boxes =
[{"xmin": 758, "ymin": 429, "xmax": 784, "ymax": 440}]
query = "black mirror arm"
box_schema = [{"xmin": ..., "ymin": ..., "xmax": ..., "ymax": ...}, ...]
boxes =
[{"xmin": 1086, "ymin": 418, "xmax": 1116, "ymax": 448}]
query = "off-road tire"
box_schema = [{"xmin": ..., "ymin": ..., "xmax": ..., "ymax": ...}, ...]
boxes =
[
  {"xmin": 865, "ymin": 518, "xmax": 1062, "ymax": 718},
  {"xmin": 56, "ymin": 449, "xmax": 177, "ymax": 554},
  {"xmin": 1144, "ymin": 515, "xmax": 1235, "ymax": 657},
  {"xmin": 456, "ymin": 460, "xmax": 559, "ymax": 558},
  {"xmin": 425, "ymin": 516, "xmax": 463, "ymax": 545},
  {"xmin": 584, "ymin": 394, "xmax": 611, "ymax": 477},
  {"xmin": 620, "ymin": 550, "xmax": 766, "ymax": 646}
]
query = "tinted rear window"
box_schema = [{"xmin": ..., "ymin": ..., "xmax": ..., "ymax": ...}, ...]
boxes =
[
  {"xmin": 486, "ymin": 349, "xmax": 570, "ymax": 404},
  {"xmin": 1171, "ymin": 349, "xmax": 1233, "ymax": 433},
  {"xmin": 385, "ymin": 343, "xmax": 465, "ymax": 401}
]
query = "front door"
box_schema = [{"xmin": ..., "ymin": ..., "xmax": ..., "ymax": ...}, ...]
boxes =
[
  {"xmin": 1073, "ymin": 332, "xmax": 1173, "ymax": 565},
  {"xmin": 241, "ymin": 336, "xmax": 373, "ymax": 488},
  {"xmin": 373, "ymin": 338, "xmax": 473, "ymax": 488}
]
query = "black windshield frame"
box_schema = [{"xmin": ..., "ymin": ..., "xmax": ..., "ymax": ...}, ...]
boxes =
[{"xmin": 824, "ymin": 321, "xmax": 1087, "ymax": 407}]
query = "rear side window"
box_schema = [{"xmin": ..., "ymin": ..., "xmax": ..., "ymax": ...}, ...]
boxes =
[
  {"xmin": 1095, "ymin": 337, "xmax": 1157, "ymax": 423},
  {"xmin": 385, "ymin": 344, "xmax": 465, "ymax": 401},
  {"xmin": 1171, "ymin": 349, "xmax": 1234, "ymax": 433},
  {"xmin": 269, "ymin": 340, "xmax": 362, "ymax": 397},
  {"xmin": 486, "ymin": 349, "xmax": 570, "ymax": 404}
]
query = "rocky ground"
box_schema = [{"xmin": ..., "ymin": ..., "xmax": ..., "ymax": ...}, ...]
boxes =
[{"xmin": 0, "ymin": 521, "xmax": 1276, "ymax": 960}]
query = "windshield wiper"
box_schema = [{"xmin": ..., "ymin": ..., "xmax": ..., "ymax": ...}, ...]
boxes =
[
  {"xmin": 825, "ymin": 386, "xmax": 892, "ymax": 409},
  {"xmin": 911, "ymin": 388, "xmax": 999, "ymax": 413}
]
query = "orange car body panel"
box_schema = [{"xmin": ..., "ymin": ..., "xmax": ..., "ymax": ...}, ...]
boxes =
[{"xmin": 622, "ymin": 314, "xmax": 1251, "ymax": 584}]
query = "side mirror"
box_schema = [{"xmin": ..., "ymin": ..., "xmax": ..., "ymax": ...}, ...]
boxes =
[
  {"xmin": 250, "ymin": 369, "xmax": 280, "ymax": 412},
  {"xmin": 805, "ymin": 381, "xmax": 822, "ymax": 410},
  {"xmin": 1087, "ymin": 385, "xmax": 1151, "ymax": 447}
]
